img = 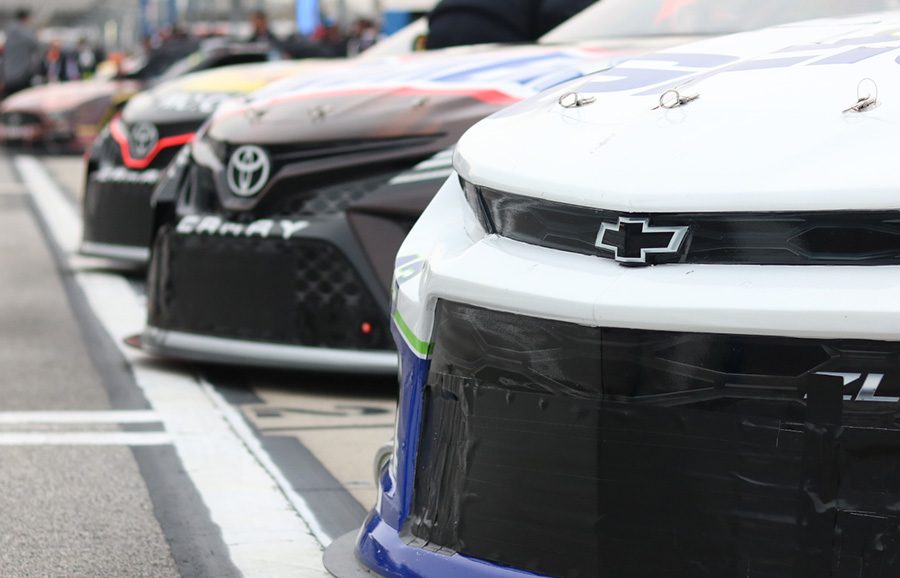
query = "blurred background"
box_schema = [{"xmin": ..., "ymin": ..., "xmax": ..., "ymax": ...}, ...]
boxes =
[{"xmin": 0, "ymin": 0, "xmax": 435, "ymax": 58}]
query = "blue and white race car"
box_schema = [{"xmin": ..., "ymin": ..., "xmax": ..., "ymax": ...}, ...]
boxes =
[{"xmin": 346, "ymin": 10, "xmax": 900, "ymax": 578}]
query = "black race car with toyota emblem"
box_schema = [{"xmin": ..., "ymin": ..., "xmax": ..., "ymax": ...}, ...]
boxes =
[
  {"xmin": 140, "ymin": 0, "xmax": 730, "ymax": 373},
  {"xmin": 80, "ymin": 60, "xmax": 330, "ymax": 263},
  {"xmin": 79, "ymin": 21, "xmax": 428, "ymax": 264}
]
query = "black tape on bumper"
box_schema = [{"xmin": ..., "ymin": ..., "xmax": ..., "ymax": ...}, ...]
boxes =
[{"xmin": 409, "ymin": 301, "xmax": 900, "ymax": 578}]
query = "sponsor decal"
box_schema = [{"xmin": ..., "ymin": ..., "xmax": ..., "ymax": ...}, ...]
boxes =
[
  {"xmin": 176, "ymin": 215, "xmax": 309, "ymax": 240},
  {"xmin": 226, "ymin": 145, "xmax": 271, "ymax": 197},
  {"xmin": 395, "ymin": 255, "xmax": 427, "ymax": 285},
  {"xmin": 95, "ymin": 165, "xmax": 161, "ymax": 185},
  {"xmin": 129, "ymin": 122, "xmax": 159, "ymax": 159},
  {"xmin": 252, "ymin": 50, "xmax": 599, "ymax": 105},
  {"xmin": 157, "ymin": 92, "xmax": 234, "ymax": 114},
  {"xmin": 580, "ymin": 34, "xmax": 900, "ymax": 96},
  {"xmin": 816, "ymin": 372, "xmax": 900, "ymax": 403},
  {"xmin": 595, "ymin": 217, "xmax": 688, "ymax": 264}
]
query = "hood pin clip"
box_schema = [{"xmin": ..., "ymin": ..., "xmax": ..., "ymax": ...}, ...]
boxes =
[
  {"xmin": 559, "ymin": 92, "xmax": 596, "ymax": 109},
  {"xmin": 844, "ymin": 78, "xmax": 879, "ymax": 113},
  {"xmin": 654, "ymin": 89, "xmax": 699, "ymax": 110}
]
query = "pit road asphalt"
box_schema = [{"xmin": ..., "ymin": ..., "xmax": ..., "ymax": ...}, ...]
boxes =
[{"xmin": 0, "ymin": 150, "xmax": 397, "ymax": 577}]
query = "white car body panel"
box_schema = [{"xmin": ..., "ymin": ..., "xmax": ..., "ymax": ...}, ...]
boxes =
[
  {"xmin": 393, "ymin": 11, "xmax": 900, "ymax": 358},
  {"xmin": 455, "ymin": 12, "xmax": 900, "ymax": 213},
  {"xmin": 394, "ymin": 177, "xmax": 900, "ymax": 359}
]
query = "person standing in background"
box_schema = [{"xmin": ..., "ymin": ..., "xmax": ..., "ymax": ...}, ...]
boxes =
[
  {"xmin": 2, "ymin": 9, "xmax": 40, "ymax": 97},
  {"xmin": 248, "ymin": 10, "xmax": 276, "ymax": 43},
  {"xmin": 44, "ymin": 40, "xmax": 80, "ymax": 83},
  {"xmin": 77, "ymin": 38, "xmax": 97, "ymax": 79},
  {"xmin": 248, "ymin": 10, "xmax": 286, "ymax": 59},
  {"xmin": 347, "ymin": 19, "xmax": 380, "ymax": 57},
  {"xmin": 426, "ymin": 0, "xmax": 596, "ymax": 49}
]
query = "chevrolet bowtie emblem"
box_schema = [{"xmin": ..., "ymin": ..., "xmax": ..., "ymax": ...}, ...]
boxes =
[{"xmin": 595, "ymin": 217, "xmax": 689, "ymax": 265}]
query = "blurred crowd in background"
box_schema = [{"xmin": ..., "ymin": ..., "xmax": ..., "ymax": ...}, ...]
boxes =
[
  {"xmin": 0, "ymin": 6, "xmax": 381, "ymax": 98},
  {"xmin": 1, "ymin": 0, "xmax": 597, "ymax": 99}
]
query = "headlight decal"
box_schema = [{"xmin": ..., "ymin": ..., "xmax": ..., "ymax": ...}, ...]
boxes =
[{"xmin": 460, "ymin": 176, "xmax": 495, "ymax": 233}]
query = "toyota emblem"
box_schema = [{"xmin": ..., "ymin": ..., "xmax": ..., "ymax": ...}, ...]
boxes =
[
  {"xmin": 129, "ymin": 122, "xmax": 159, "ymax": 159},
  {"xmin": 227, "ymin": 145, "xmax": 271, "ymax": 198}
]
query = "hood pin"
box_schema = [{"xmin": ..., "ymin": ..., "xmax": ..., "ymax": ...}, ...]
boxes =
[
  {"xmin": 559, "ymin": 92, "xmax": 596, "ymax": 109},
  {"xmin": 308, "ymin": 105, "xmax": 333, "ymax": 121},
  {"xmin": 654, "ymin": 89, "xmax": 699, "ymax": 110},
  {"xmin": 844, "ymin": 78, "xmax": 879, "ymax": 113}
]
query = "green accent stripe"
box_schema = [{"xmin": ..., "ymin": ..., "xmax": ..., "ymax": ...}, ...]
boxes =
[{"xmin": 393, "ymin": 310, "xmax": 433, "ymax": 357}]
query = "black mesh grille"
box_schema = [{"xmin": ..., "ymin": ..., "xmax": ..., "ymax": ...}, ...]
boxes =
[
  {"xmin": 410, "ymin": 301, "xmax": 900, "ymax": 578},
  {"xmin": 149, "ymin": 228, "xmax": 392, "ymax": 350},
  {"xmin": 469, "ymin": 184, "xmax": 900, "ymax": 266}
]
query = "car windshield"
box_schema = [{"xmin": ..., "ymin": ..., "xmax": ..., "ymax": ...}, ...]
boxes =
[
  {"xmin": 543, "ymin": 0, "xmax": 900, "ymax": 42},
  {"xmin": 155, "ymin": 51, "xmax": 208, "ymax": 82},
  {"xmin": 125, "ymin": 40, "xmax": 202, "ymax": 81}
]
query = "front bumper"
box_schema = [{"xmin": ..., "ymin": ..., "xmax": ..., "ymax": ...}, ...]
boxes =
[
  {"xmin": 80, "ymin": 169, "xmax": 158, "ymax": 264},
  {"xmin": 357, "ymin": 176, "xmax": 900, "ymax": 578},
  {"xmin": 141, "ymin": 326, "xmax": 397, "ymax": 374},
  {"xmin": 144, "ymin": 215, "xmax": 397, "ymax": 374}
]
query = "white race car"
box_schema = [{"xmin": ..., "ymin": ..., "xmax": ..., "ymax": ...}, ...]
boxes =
[{"xmin": 351, "ymin": 10, "xmax": 900, "ymax": 578}]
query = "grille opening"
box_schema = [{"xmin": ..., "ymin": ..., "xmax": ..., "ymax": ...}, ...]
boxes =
[
  {"xmin": 789, "ymin": 226, "xmax": 900, "ymax": 258},
  {"xmin": 477, "ymin": 186, "xmax": 900, "ymax": 266},
  {"xmin": 1, "ymin": 112, "xmax": 42, "ymax": 126}
]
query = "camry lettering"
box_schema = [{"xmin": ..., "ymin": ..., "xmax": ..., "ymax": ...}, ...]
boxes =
[
  {"xmin": 282, "ymin": 220, "xmax": 310, "ymax": 239},
  {"xmin": 244, "ymin": 220, "xmax": 275, "ymax": 237},
  {"xmin": 176, "ymin": 215, "xmax": 309, "ymax": 239},
  {"xmin": 195, "ymin": 216, "xmax": 223, "ymax": 235}
]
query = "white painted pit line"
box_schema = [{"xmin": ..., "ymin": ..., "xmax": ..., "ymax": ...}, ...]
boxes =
[
  {"xmin": 0, "ymin": 410, "xmax": 161, "ymax": 424},
  {"xmin": 15, "ymin": 155, "xmax": 330, "ymax": 577},
  {"xmin": 0, "ymin": 432, "xmax": 174, "ymax": 446}
]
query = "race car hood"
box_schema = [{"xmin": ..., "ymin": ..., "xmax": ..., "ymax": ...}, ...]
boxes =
[
  {"xmin": 202, "ymin": 38, "xmax": 681, "ymax": 148},
  {"xmin": 121, "ymin": 60, "xmax": 337, "ymax": 125},
  {"xmin": 0, "ymin": 79, "xmax": 140, "ymax": 114},
  {"xmin": 457, "ymin": 12, "xmax": 900, "ymax": 214}
]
